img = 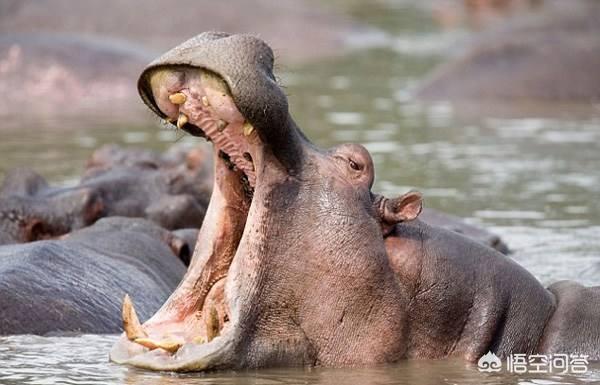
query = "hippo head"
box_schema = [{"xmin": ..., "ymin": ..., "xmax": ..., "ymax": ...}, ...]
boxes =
[{"xmin": 110, "ymin": 32, "xmax": 422, "ymax": 371}]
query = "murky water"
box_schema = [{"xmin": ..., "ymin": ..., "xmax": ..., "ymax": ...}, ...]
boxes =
[
  {"xmin": 1, "ymin": 1, "xmax": 600, "ymax": 384},
  {"xmin": 3, "ymin": 335, "xmax": 600, "ymax": 385}
]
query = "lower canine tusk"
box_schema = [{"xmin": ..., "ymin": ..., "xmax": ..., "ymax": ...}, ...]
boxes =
[
  {"xmin": 177, "ymin": 113, "xmax": 189, "ymax": 129},
  {"xmin": 134, "ymin": 338, "xmax": 183, "ymax": 353},
  {"xmin": 122, "ymin": 294, "xmax": 148, "ymax": 340}
]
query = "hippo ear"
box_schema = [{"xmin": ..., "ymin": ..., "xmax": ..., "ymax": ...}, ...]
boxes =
[
  {"xmin": 381, "ymin": 191, "xmax": 423, "ymax": 224},
  {"xmin": 168, "ymin": 236, "xmax": 191, "ymax": 266},
  {"xmin": 23, "ymin": 218, "xmax": 44, "ymax": 242}
]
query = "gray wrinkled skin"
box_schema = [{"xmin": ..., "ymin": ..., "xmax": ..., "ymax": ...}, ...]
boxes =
[
  {"xmin": 112, "ymin": 32, "xmax": 600, "ymax": 372},
  {"xmin": 0, "ymin": 217, "xmax": 187, "ymax": 335},
  {"xmin": 419, "ymin": 208, "xmax": 509, "ymax": 254},
  {"xmin": 0, "ymin": 144, "xmax": 211, "ymax": 245}
]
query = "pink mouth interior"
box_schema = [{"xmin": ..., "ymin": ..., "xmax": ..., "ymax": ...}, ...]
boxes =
[{"xmin": 116, "ymin": 66, "xmax": 259, "ymax": 358}]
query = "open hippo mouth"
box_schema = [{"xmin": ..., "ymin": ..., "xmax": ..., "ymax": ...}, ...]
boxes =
[
  {"xmin": 110, "ymin": 32, "xmax": 302, "ymax": 371},
  {"xmin": 111, "ymin": 32, "xmax": 417, "ymax": 372}
]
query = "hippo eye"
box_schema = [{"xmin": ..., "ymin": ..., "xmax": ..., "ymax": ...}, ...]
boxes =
[{"xmin": 349, "ymin": 159, "xmax": 361, "ymax": 171}]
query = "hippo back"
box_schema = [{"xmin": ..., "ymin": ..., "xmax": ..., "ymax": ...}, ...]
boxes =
[{"xmin": 0, "ymin": 219, "xmax": 186, "ymax": 335}]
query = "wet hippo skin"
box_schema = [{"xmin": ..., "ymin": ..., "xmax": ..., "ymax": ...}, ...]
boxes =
[
  {"xmin": 108, "ymin": 33, "xmax": 600, "ymax": 372},
  {"xmin": 0, "ymin": 142, "xmax": 507, "ymax": 253},
  {"xmin": 0, "ymin": 144, "xmax": 211, "ymax": 245},
  {"xmin": 0, "ymin": 217, "xmax": 189, "ymax": 335}
]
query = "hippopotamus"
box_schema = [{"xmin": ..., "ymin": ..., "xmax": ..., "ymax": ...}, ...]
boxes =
[
  {"xmin": 0, "ymin": 144, "xmax": 211, "ymax": 245},
  {"xmin": 0, "ymin": 142, "xmax": 505, "ymax": 251},
  {"xmin": 0, "ymin": 0, "xmax": 361, "ymax": 65},
  {"xmin": 417, "ymin": 1, "xmax": 600, "ymax": 106},
  {"xmin": 418, "ymin": 208, "xmax": 508, "ymax": 254},
  {"xmin": 0, "ymin": 217, "xmax": 191, "ymax": 335},
  {"xmin": 110, "ymin": 32, "xmax": 600, "ymax": 371},
  {"xmin": 0, "ymin": 34, "xmax": 153, "ymax": 116}
]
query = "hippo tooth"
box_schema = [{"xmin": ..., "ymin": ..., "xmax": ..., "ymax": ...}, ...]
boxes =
[
  {"xmin": 217, "ymin": 120, "xmax": 228, "ymax": 132},
  {"xmin": 133, "ymin": 337, "xmax": 160, "ymax": 350},
  {"xmin": 133, "ymin": 337, "xmax": 183, "ymax": 353},
  {"xmin": 122, "ymin": 294, "xmax": 148, "ymax": 340},
  {"xmin": 193, "ymin": 336, "xmax": 206, "ymax": 344},
  {"xmin": 155, "ymin": 338, "xmax": 183, "ymax": 353},
  {"xmin": 243, "ymin": 122, "xmax": 254, "ymax": 136},
  {"xmin": 177, "ymin": 113, "xmax": 189, "ymax": 129},
  {"xmin": 202, "ymin": 95, "xmax": 210, "ymax": 107},
  {"xmin": 205, "ymin": 306, "xmax": 220, "ymax": 342},
  {"xmin": 168, "ymin": 92, "xmax": 187, "ymax": 105},
  {"xmin": 164, "ymin": 118, "xmax": 178, "ymax": 127}
]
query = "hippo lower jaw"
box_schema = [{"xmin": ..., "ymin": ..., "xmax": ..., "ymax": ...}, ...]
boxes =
[
  {"xmin": 111, "ymin": 309, "xmax": 237, "ymax": 371},
  {"xmin": 110, "ymin": 66, "xmax": 273, "ymax": 371}
]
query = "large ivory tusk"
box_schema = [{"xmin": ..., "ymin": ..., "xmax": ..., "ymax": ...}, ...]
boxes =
[
  {"xmin": 134, "ymin": 337, "xmax": 183, "ymax": 353},
  {"xmin": 122, "ymin": 294, "xmax": 148, "ymax": 340}
]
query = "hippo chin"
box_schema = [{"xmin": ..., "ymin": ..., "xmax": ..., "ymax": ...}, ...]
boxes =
[{"xmin": 111, "ymin": 32, "xmax": 600, "ymax": 371}]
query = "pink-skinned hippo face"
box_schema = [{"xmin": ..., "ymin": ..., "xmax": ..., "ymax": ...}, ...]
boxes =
[{"xmin": 110, "ymin": 32, "xmax": 422, "ymax": 371}]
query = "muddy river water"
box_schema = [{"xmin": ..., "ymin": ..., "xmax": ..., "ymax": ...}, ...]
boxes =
[{"xmin": 1, "ymin": 2, "xmax": 599, "ymax": 384}]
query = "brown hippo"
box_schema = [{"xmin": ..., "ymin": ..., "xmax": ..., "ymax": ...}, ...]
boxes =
[{"xmin": 111, "ymin": 32, "xmax": 599, "ymax": 371}]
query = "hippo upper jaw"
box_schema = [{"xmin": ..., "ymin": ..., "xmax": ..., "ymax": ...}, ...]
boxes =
[
  {"xmin": 137, "ymin": 32, "xmax": 305, "ymax": 173},
  {"xmin": 110, "ymin": 33, "xmax": 308, "ymax": 371}
]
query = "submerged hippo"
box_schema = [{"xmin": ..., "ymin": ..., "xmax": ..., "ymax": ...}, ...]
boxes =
[
  {"xmin": 111, "ymin": 32, "xmax": 600, "ymax": 371},
  {"xmin": 417, "ymin": 1, "xmax": 600, "ymax": 106},
  {"xmin": 0, "ymin": 217, "xmax": 190, "ymax": 335},
  {"xmin": 0, "ymin": 144, "xmax": 210, "ymax": 245}
]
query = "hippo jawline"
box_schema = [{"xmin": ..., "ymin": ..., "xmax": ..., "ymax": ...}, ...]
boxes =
[{"xmin": 110, "ymin": 63, "xmax": 285, "ymax": 371}]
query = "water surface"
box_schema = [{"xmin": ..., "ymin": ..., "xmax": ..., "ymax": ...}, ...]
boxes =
[
  {"xmin": 3, "ymin": 335, "xmax": 600, "ymax": 385},
  {"xmin": 1, "ymin": 1, "xmax": 599, "ymax": 384}
]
